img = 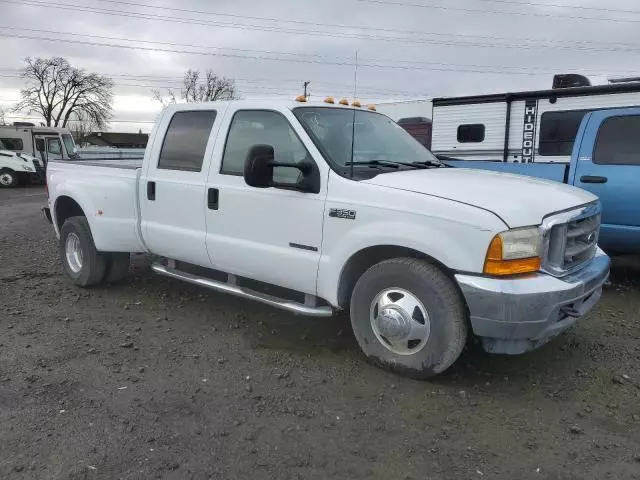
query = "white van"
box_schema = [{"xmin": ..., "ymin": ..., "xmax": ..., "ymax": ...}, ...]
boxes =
[{"xmin": 0, "ymin": 123, "xmax": 77, "ymax": 166}]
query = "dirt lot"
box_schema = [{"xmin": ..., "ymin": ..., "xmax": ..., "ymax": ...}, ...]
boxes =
[{"xmin": 1, "ymin": 186, "xmax": 639, "ymax": 480}]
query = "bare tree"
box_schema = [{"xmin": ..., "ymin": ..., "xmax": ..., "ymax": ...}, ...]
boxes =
[
  {"xmin": 68, "ymin": 110, "xmax": 99, "ymax": 147},
  {"xmin": 153, "ymin": 69, "xmax": 238, "ymax": 104},
  {"xmin": 14, "ymin": 57, "xmax": 114, "ymax": 128}
]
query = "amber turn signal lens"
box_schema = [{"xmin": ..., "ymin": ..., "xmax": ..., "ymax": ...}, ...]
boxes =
[
  {"xmin": 483, "ymin": 234, "xmax": 541, "ymax": 276},
  {"xmin": 295, "ymin": 95, "xmax": 307, "ymax": 102},
  {"xmin": 339, "ymin": 98, "xmax": 349, "ymax": 105},
  {"xmin": 324, "ymin": 96, "xmax": 335, "ymax": 104},
  {"xmin": 484, "ymin": 257, "xmax": 541, "ymax": 276}
]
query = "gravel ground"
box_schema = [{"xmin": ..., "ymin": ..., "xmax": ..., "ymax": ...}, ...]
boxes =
[{"xmin": 1, "ymin": 186, "xmax": 640, "ymax": 480}]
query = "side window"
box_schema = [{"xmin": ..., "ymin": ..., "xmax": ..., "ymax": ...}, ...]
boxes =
[
  {"xmin": 0, "ymin": 138, "xmax": 23, "ymax": 151},
  {"xmin": 594, "ymin": 115, "xmax": 640, "ymax": 166},
  {"xmin": 158, "ymin": 110, "xmax": 217, "ymax": 172},
  {"xmin": 457, "ymin": 124, "xmax": 485, "ymax": 143},
  {"xmin": 47, "ymin": 138, "xmax": 62, "ymax": 155},
  {"xmin": 221, "ymin": 110, "xmax": 311, "ymax": 183},
  {"xmin": 539, "ymin": 110, "xmax": 589, "ymax": 156}
]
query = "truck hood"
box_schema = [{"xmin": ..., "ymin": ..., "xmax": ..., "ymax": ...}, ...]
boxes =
[{"xmin": 363, "ymin": 167, "xmax": 598, "ymax": 227}]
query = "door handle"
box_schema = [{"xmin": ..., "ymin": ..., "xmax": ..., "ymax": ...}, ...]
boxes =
[
  {"xmin": 580, "ymin": 175, "xmax": 608, "ymax": 184},
  {"xmin": 147, "ymin": 181, "xmax": 156, "ymax": 200},
  {"xmin": 208, "ymin": 188, "xmax": 219, "ymax": 210}
]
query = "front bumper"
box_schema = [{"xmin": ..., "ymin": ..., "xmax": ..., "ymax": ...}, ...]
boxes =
[{"xmin": 455, "ymin": 248, "xmax": 610, "ymax": 354}]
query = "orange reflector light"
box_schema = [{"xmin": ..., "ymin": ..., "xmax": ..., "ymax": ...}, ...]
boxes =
[
  {"xmin": 483, "ymin": 235, "xmax": 541, "ymax": 276},
  {"xmin": 352, "ymin": 100, "xmax": 361, "ymax": 107},
  {"xmin": 295, "ymin": 95, "xmax": 307, "ymax": 102},
  {"xmin": 367, "ymin": 105, "xmax": 377, "ymax": 111},
  {"xmin": 339, "ymin": 98, "xmax": 349, "ymax": 105},
  {"xmin": 324, "ymin": 96, "xmax": 335, "ymax": 104}
]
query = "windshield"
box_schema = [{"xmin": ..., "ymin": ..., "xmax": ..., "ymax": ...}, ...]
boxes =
[
  {"xmin": 61, "ymin": 133, "xmax": 76, "ymax": 156},
  {"xmin": 293, "ymin": 107, "xmax": 440, "ymax": 170}
]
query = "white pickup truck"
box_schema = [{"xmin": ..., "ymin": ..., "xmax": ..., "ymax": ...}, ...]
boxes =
[{"xmin": 43, "ymin": 99, "xmax": 610, "ymax": 378}]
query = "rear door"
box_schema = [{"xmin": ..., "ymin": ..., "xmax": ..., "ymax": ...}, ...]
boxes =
[
  {"xmin": 139, "ymin": 107, "xmax": 223, "ymax": 266},
  {"xmin": 573, "ymin": 109, "xmax": 640, "ymax": 251}
]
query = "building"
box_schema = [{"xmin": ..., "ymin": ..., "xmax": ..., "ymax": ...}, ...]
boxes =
[{"xmin": 85, "ymin": 132, "xmax": 149, "ymax": 149}]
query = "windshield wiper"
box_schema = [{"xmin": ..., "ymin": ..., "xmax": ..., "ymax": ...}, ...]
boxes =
[
  {"xmin": 345, "ymin": 160, "xmax": 428, "ymax": 169},
  {"xmin": 411, "ymin": 160, "xmax": 449, "ymax": 168}
]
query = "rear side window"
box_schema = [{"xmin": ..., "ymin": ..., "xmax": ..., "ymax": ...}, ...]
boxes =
[
  {"xmin": 594, "ymin": 115, "xmax": 640, "ymax": 165},
  {"xmin": 0, "ymin": 138, "xmax": 24, "ymax": 150},
  {"xmin": 539, "ymin": 110, "xmax": 589, "ymax": 156},
  {"xmin": 158, "ymin": 111, "xmax": 217, "ymax": 172},
  {"xmin": 457, "ymin": 124, "xmax": 485, "ymax": 143}
]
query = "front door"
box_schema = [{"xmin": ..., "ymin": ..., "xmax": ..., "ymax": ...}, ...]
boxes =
[
  {"xmin": 205, "ymin": 109, "xmax": 327, "ymax": 295},
  {"xmin": 574, "ymin": 110, "xmax": 640, "ymax": 252},
  {"xmin": 139, "ymin": 108, "xmax": 221, "ymax": 266},
  {"xmin": 33, "ymin": 136, "xmax": 63, "ymax": 166}
]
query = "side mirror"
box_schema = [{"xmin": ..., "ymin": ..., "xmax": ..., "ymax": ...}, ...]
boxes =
[
  {"xmin": 244, "ymin": 144, "xmax": 275, "ymax": 189},
  {"xmin": 243, "ymin": 144, "xmax": 320, "ymax": 193}
]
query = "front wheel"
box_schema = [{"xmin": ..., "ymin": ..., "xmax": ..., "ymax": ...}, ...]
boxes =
[
  {"xmin": 0, "ymin": 169, "xmax": 18, "ymax": 188},
  {"xmin": 59, "ymin": 216, "xmax": 108, "ymax": 287},
  {"xmin": 350, "ymin": 258, "xmax": 468, "ymax": 379}
]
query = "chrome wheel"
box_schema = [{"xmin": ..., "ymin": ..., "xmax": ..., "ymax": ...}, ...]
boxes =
[
  {"xmin": 0, "ymin": 172, "xmax": 14, "ymax": 186},
  {"xmin": 370, "ymin": 288, "xmax": 431, "ymax": 356},
  {"xmin": 65, "ymin": 233, "xmax": 84, "ymax": 273}
]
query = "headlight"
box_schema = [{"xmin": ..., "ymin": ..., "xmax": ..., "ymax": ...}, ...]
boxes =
[
  {"xmin": 484, "ymin": 226, "xmax": 542, "ymax": 276},
  {"xmin": 22, "ymin": 165, "xmax": 35, "ymax": 172}
]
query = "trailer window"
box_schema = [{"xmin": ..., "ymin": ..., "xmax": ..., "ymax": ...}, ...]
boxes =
[
  {"xmin": 594, "ymin": 115, "xmax": 640, "ymax": 166},
  {"xmin": 457, "ymin": 124, "xmax": 485, "ymax": 143},
  {"xmin": 539, "ymin": 110, "xmax": 589, "ymax": 156},
  {"xmin": 158, "ymin": 110, "xmax": 217, "ymax": 172},
  {"xmin": 0, "ymin": 138, "xmax": 23, "ymax": 151}
]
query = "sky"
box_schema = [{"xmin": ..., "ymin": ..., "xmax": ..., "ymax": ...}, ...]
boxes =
[{"xmin": 0, "ymin": 0, "xmax": 639, "ymax": 133}]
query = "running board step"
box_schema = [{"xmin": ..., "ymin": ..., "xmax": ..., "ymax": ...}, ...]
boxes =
[{"xmin": 151, "ymin": 262, "xmax": 334, "ymax": 317}]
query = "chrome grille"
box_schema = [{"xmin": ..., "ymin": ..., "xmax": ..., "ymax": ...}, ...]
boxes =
[{"xmin": 542, "ymin": 203, "xmax": 601, "ymax": 277}]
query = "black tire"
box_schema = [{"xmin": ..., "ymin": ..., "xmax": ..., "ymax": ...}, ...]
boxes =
[
  {"xmin": 350, "ymin": 258, "xmax": 468, "ymax": 379},
  {"xmin": 104, "ymin": 253, "xmax": 130, "ymax": 284},
  {"xmin": 0, "ymin": 168, "xmax": 18, "ymax": 188},
  {"xmin": 59, "ymin": 216, "xmax": 108, "ymax": 287}
]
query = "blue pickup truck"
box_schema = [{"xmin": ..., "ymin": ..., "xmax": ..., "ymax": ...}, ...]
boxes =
[{"xmin": 442, "ymin": 107, "xmax": 640, "ymax": 254}]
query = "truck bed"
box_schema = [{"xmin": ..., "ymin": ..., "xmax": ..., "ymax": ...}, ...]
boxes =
[
  {"xmin": 46, "ymin": 159, "xmax": 145, "ymax": 253},
  {"xmin": 440, "ymin": 159, "xmax": 569, "ymax": 183},
  {"xmin": 72, "ymin": 157, "xmax": 143, "ymax": 169}
]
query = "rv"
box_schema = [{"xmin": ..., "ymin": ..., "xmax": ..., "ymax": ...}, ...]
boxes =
[
  {"xmin": 430, "ymin": 80, "xmax": 640, "ymax": 163},
  {"xmin": 0, "ymin": 123, "xmax": 77, "ymax": 166}
]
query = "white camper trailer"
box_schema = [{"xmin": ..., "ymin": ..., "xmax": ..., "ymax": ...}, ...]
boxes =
[{"xmin": 431, "ymin": 82, "xmax": 640, "ymax": 163}]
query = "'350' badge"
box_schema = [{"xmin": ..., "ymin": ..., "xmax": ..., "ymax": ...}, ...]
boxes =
[{"xmin": 329, "ymin": 208, "xmax": 356, "ymax": 220}]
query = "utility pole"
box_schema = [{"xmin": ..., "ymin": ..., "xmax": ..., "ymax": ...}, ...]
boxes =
[{"xmin": 303, "ymin": 81, "xmax": 311, "ymax": 100}]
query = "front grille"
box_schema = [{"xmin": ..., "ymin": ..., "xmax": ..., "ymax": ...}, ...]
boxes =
[{"xmin": 543, "ymin": 205, "xmax": 601, "ymax": 276}]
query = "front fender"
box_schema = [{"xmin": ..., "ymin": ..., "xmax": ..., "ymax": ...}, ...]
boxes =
[{"xmin": 317, "ymin": 215, "xmax": 503, "ymax": 307}]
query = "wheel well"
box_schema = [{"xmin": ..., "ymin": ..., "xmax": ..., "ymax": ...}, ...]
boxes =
[
  {"xmin": 55, "ymin": 196, "xmax": 85, "ymax": 231},
  {"xmin": 337, "ymin": 245, "xmax": 456, "ymax": 309}
]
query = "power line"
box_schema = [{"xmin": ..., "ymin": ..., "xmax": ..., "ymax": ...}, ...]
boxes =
[
  {"xmin": 87, "ymin": 0, "xmax": 640, "ymax": 41},
  {"xmin": 1, "ymin": 28, "xmax": 639, "ymax": 78},
  {"xmin": 4, "ymin": 0, "xmax": 640, "ymax": 50},
  {"xmin": 0, "ymin": 32, "xmax": 568, "ymax": 75},
  {"xmin": 470, "ymin": 0, "xmax": 640, "ymax": 15},
  {"xmin": 0, "ymin": 72, "xmax": 429, "ymax": 98},
  {"xmin": 357, "ymin": 0, "xmax": 640, "ymax": 23},
  {"xmin": 4, "ymin": 114, "xmax": 157, "ymax": 123}
]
